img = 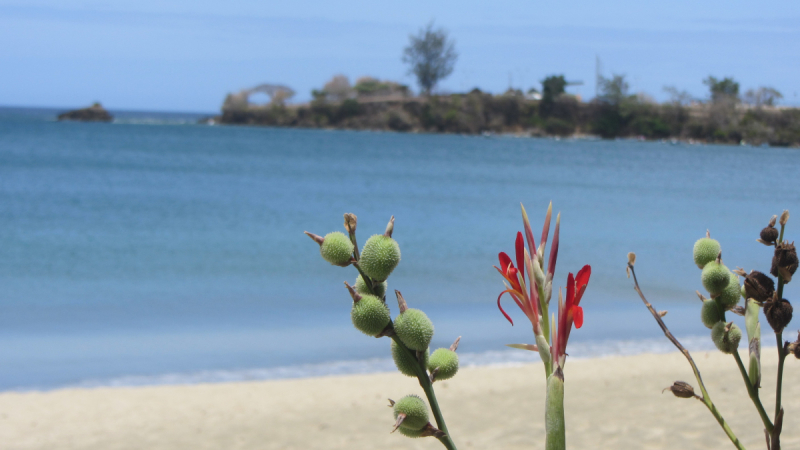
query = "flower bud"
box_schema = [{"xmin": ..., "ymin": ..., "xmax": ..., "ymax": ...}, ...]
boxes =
[
  {"xmin": 702, "ymin": 260, "xmax": 731, "ymax": 296},
  {"xmin": 693, "ymin": 237, "xmax": 721, "ymax": 269},
  {"xmin": 764, "ymin": 298, "xmax": 793, "ymax": 333},
  {"xmin": 744, "ymin": 271, "xmax": 775, "ymax": 303},
  {"xmin": 392, "ymin": 395, "xmax": 429, "ymax": 431},
  {"xmin": 355, "ymin": 275, "xmax": 387, "ymax": 298},
  {"xmin": 428, "ymin": 348, "xmax": 459, "ymax": 381},
  {"xmin": 351, "ymin": 295, "xmax": 391, "ymax": 337},
  {"xmin": 394, "ymin": 308, "xmax": 434, "ymax": 351},
  {"xmin": 716, "ymin": 273, "xmax": 741, "ymax": 311},
  {"xmin": 771, "ymin": 242, "xmax": 798, "ymax": 282},
  {"xmin": 359, "ymin": 235, "xmax": 401, "ymax": 281},
  {"xmin": 663, "ymin": 381, "xmax": 697, "ymax": 399},
  {"xmin": 760, "ymin": 225, "xmax": 779, "ymax": 244},
  {"xmin": 318, "ymin": 232, "xmax": 354, "ymax": 267},
  {"xmin": 711, "ymin": 322, "xmax": 742, "ymax": 354},
  {"xmin": 701, "ymin": 299, "xmax": 723, "ymax": 329},
  {"xmin": 391, "ymin": 340, "xmax": 428, "ymax": 377}
]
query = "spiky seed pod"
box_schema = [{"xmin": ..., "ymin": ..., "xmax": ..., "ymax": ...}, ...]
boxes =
[
  {"xmin": 744, "ymin": 271, "xmax": 775, "ymax": 303},
  {"xmin": 350, "ymin": 295, "xmax": 391, "ymax": 337},
  {"xmin": 428, "ymin": 348, "xmax": 459, "ymax": 381},
  {"xmin": 319, "ymin": 232, "xmax": 354, "ymax": 267},
  {"xmin": 393, "ymin": 395, "xmax": 429, "ymax": 431},
  {"xmin": 711, "ymin": 322, "xmax": 742, "ymax": 354},
  {"xmin": 397, "ymin": 427, "xmax": 424, "ymax": 438},
  {"xmin": 716, "ymin": 273, "xmax": 742, "ymax": 311},
  {"xmin": 702, "ymin": 261, "xmax": 731, "ymax": 296},
  {"xmin": 771, "ymin": 242, "xmax": 798, "ymax": 280},
  {"xmin": 701, "ymin": 299, "xmax": 723, "ymax": 329},
  {"xmin": 394, "ymin": 308, "xmax": 434, "ymax": 351},
  {"xmin": 355, "ymin": 274, "xmax": 387, "ymax": 298},
  {"xmin": 693, "ymin": 238, "xmax": 721, "ymax": 269},
  {"xmin": 761, "ymin": 225, "xmax": 779, "ymax": 244},
  {"xmin": 764, "ymin": 298, "xmax": 793, "ymax": 333},
  {"xmin": 359, "ymin": 235, "xmax": 401, "ymax": 282},
  {"xmin": 391, "ymin": 340, "xmax": 428, "ymax": 377}
]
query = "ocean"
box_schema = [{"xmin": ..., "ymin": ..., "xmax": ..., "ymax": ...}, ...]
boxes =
[{"xmin": 1, "ymin": 106, "xmax": 798, "ymax": 391}]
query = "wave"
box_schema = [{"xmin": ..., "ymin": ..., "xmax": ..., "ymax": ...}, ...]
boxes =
[{"xmin": 66, "ymin": 334, "xmax": 723, "ymax": 390}]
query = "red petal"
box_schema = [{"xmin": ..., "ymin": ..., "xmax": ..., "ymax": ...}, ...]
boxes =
[
  {"xmin": 515, "ymin": 232, "xmax": 525, "ymax": 281},
  {"xmin": 547, "ymin": 214, "xmax": 560, "ymax": 278},
  {"xmin": 497, "ymin": 291, "xmax": 515, "ymax": 325},
  {"xmin": 498, "ymin": 252, "xmax": 513, "ymax": 271},
  {"xmin": 574, "ymin": 265, "xmax": 591, "ymax": 305},
  {"xmin": 573, "ymin": 305, "xmax": 584, "ymax": 329}
]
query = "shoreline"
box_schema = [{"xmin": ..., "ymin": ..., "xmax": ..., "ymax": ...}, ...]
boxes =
[{"xmin": 2, "ymin": 350, "xmax": 797, "ymax": 449}]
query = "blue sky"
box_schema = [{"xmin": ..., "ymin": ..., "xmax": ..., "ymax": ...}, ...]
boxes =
[{"xmin": 1, "ymin": 1, "xmax": 799, "ymax": 112}]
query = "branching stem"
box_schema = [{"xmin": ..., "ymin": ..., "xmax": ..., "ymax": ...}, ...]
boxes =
[
  {"xmin": 732, "ymin": 350, "xmax": 773, "ymax": 433},
  {"xmin": 628, "ymin": 262, "xmax": 746, "ymax": 450}
]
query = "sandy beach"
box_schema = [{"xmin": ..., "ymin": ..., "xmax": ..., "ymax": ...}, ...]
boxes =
[{"xmin": 1, "ymin": 349, "xmax": 797, "ymax": 450}]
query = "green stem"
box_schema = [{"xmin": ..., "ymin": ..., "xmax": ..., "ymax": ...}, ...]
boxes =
[
  {"xmin": 775, "ymin": 331, "xmax": 786, "ymax": 420},
  {"xmin": 732, "ymin": 351, "xmax": 773, "ymax": 433},
  {"xmin": 545, "ymin": 370, "xmax": 566, "ymax": 450},
  {"xmin": 391, "ymin": 335, "xmax": 457, "ymax": 450}
]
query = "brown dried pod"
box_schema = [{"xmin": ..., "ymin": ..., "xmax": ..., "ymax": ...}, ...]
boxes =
[
  {"xmin": 744, "ymin": 270, "xmax": 775, "ymax": 303},
  {"xmin": 771, "ymin": 242, "xmax": 798, "ymax": 282},
  {"xmin": 663, "ymin": 381, "xmax": 698, "ymax": 399},
  {"xmin": 764, "ymin": 298, "xmax": 793, "ymax": 333},
  {"xmin": 760, "ymin": 225, "xmax": 779, "ymax": 244}
]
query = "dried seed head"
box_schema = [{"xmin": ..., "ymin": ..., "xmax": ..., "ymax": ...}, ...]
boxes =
[
  {"xmin": 760, "ymin": 225, "xmax": 779, "ymax": 244},
  {"xmin": 343, "ymin": 213, "xmax": 357, "ymax": 234},
  {"xmin": 663, "ymin": 381, "xmax": 697, "ymax": 399},
  {"xmin": 764, "ymin": 298, "xmax": 793, "ymax": 334},
  {"xmin": 744, "ymin": 271, "xmax": 775, "ymax": 303},
  {"xmin": 780, "ymin": 210, "xmax": 790, "ymax": 227},
  {"xmin": 771, "ymin": 242, "xmax": 798, "ymax": 282}
]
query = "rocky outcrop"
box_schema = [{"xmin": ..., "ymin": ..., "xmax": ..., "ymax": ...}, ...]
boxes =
[{"xmin": 57, "ymin": 103, "xmax": 113, "ymax": 122}]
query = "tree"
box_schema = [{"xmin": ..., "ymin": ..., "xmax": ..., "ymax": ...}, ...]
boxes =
[
  {"xmin": 402, "ymin": 22, "xmax": 458, "ymax": 96},
  {"xmin": 663, "ymin": 86, "xmax": 694, "ymax": 106},
  {"xmin": 703, "ymin": 76, "xmax": 739, "ymax": 103},
  {"xmin": 743, "ymin": 87, "xmax": 783, "ymax": 108},
  {"xmin": 539, "ymin": 75, "xmax": 567, "ymax": 117},
  {"xmin": 323, "ymin": 75, "xmax": 353, "ymax": 102},
  {"xmin": 597, "ymin": 74, "xmax": 629, "ymax": 105}
]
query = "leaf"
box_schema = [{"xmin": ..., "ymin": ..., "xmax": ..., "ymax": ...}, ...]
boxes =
[{"xmin": 506, "ymin": 343, "xmax": 539, "ymax": 351}]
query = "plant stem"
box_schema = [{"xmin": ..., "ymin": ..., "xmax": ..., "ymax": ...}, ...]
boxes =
[
  {"xmin": 391, "ymin": 335, "xmax": 458, "ymax": 450},
  {"xmin": 628, "ymin": 262, "xmax": 747, "ymax": 450},
  {"xmin": 732, "ymin": 350, "xmax": 773, "ymax": 433},
  {"xmin": 545, "ymin": 369, "xmax": 566, "ymax": 450},
  {"xmin": 775, "ymin": 331, "xmax": 786, "ymax": 420}
]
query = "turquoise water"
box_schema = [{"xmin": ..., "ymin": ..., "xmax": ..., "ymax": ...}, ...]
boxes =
[{"xmin": 1, "ymin": 107, "xmax": 798, "ymax": 390}]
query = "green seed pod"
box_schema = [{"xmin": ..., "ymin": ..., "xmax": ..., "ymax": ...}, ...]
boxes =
[
  {"xmin": 393, "ymin": 395, "xmax": 429, "ymax": 431},
  {"xmin": 319, "ymin": 232, "xmax": 354, "ymax": 267},
  {"xmin": 359, "ymin": 235, "xmax": 401, "ymax": 282},
  {"xmin": 428, "ymin": 348, "xmax": 459, "ymax": 381},
  {"xmin": 716, "ymin": 273, "xmax": 741, "ymax": 311},
  {"xmin": 391, "ymin": 340, "xmax": 428, "ymax": 377},
  {"xmin": 350, "ymin": 295, "xmax": 390, "ymax": 337},
  {"xmin": 693, "ymin": 238, "xmax": 721, "ymax": 269},
  {"xmin": 702, "ymin": 261, "xmax": 731, "ymax": 296},
  {"xmin": 355, "ymin": 274, "xmax": 387, "ymax": 298},
  {"xmin": 701, "ymin": 299, "xmax": 723, "ymax": 329},
  {"xmin": 397, "ymin": 427, "xmax": 424, "ymax": 438},
  {"xmin": 711, "ymin": 322, "xmax": 742, "ymax": 354},
  {"xmin": 394, "ymin": 308, "xmax": 434, "ymax": 351}
]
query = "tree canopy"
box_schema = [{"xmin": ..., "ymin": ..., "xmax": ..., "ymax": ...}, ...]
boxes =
[{"xmin": 402, "ymin": 22, "xmax": 458, "ymax": 96}]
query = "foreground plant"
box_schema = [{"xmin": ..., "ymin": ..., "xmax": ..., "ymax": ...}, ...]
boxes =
[
  {"xmin": 495, "ymin": 203, "xmax": 591, "ymax": 450},
  {"xmin": 306, "ymin": 214, "xmax": 460, "ymax": 450},
  {"xmin": 628, "ymin": 210, "xmax": 798, "ymax": 450}
]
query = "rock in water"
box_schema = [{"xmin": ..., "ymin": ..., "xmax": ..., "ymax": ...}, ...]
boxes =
[{"xmin": 57, "ymin": 103, "xmax": 113, "ymax": 122}]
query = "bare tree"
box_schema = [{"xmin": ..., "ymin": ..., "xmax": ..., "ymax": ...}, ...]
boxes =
[
  {"xmin": 744, "ymin": 87, "xmax": 783, "ymax": 108},
  {"xmin": 663, "ymin": 86, "xmax": 694, "ymax": 106},
  {"xmin": 402, "ymin": 22, "xmax": 458, "ymax": 96},
  {"xmin": 323, "ymin": 75, "xmax": 353, "ymax": 102}
]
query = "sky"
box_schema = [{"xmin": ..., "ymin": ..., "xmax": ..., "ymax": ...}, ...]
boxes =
[{"xmin": 1, "ymin": 1, "xmax": 799, "ymax": 112}]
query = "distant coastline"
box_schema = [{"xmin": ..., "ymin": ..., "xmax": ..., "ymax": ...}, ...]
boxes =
[{"xmin": 209, "ymin": 92, "xmax": 800, "ymax": 147}]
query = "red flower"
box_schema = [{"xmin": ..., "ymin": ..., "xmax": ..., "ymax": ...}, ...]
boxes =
[
  {"xmin": 554, "ymin": 265, "xmax": 591, "ymax": 367},
  {"xmin": 495, "ymin": 231, "xmax": 541, "ymax": 333}
]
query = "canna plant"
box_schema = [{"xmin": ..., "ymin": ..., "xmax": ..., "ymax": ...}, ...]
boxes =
[
  {"xmin": 495, "ymin": 203, "xmax": 591, "ymax": 450},
  {"xmin": 306, "ymin": 214, "xmax": 461, "ymax": 449},
  {"xmin": 628, "ymin": 210, "xmax": 798, "ymax": 450}
]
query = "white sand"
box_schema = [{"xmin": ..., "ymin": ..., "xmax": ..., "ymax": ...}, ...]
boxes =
[{"xmin": 1, "ymin": 349, "xmax": 797, "ymax": 449}]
